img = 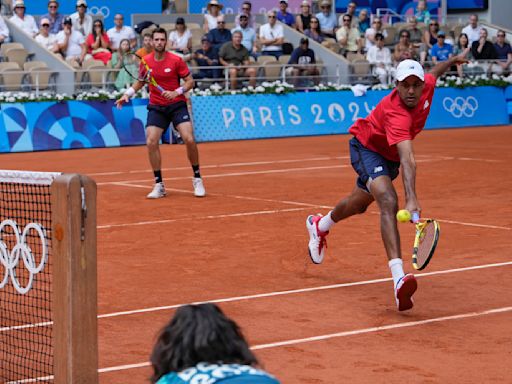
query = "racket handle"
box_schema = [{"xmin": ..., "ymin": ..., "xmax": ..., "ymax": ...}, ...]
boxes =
[
  {"xmin": 156, "ymin": 85, "xmax": 165, "ymax": 93},
  {"xmin": 411, "ymin": 211, "xmax": 420, "ymax": 223}
]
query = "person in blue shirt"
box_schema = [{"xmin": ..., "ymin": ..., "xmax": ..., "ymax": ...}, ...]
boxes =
[
  {"xmin": 277, "ymin": 0, "xmax": 295, "ymax": 28},
  {"xmin": 193, "ymin": 36, "xmax": 221, "ymax": 80},
  {"xmin": 151, "ymin": 303, "xmax": 281, "ymax": 384},
  {"xmin": 315, "ymin": 0, "xmax": 337, "ymax": 38},
  {"xmin": 430, "ymin": 30, "xmax": 453, "ymax": 64},
  {"xmin": 287, "ymin": 37, "xmax": 319, "ymax": 86},
  {"xmin": 207, "ymin": 15, "xmax": 232, "ymax": 51},
  {"xmin": 231, "ymin": 12, "xmax": 256, "ymax": 54}
]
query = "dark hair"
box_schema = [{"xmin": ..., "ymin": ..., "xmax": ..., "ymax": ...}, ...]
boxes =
[
  {"xmin": 375, "ymin": 32, "xmax": 384, "ymax": 40},
  {"xmin": 92, "ymin": 19, "xmax": 104, "ymax": 39},
  {"xmin": 152, "ymin": 27, "xmax": 168, "ymax": 39},
  {"xmin": 457, "ymin": 32, "xmax": 469, "ymax": 49},
  {"xmin": 399, "ymin": 29, "xmax": 410, "ymax": 38},
  {"xmin": 242, "ymin": 1, "xmax": 252, "ymax": 8},
  {"xmin": 118, "ymin": 38, "xmax": 131, "ymax": 53},
  {"xmin": 309, "ymin": 17, "xmax": 321, "ymax": 34},
  {"xmin": 150, "ymin": 303, "xmax": 258, "ymax": 383}
]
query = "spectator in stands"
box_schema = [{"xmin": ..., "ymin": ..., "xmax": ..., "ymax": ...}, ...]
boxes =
[
  {"xmin": 168, "ymin": 17, "xmax": 192, "ymax": 61},
  {"xmin": 453, "ymin": 33, "xmax": 479, "ymax": 78},
  {"xmin": 461, "ymin": 14, "xmax": 482, "ymax": 46},
  {"xmin": 110, "ymin": 38, "xmax": 137, "ymax": 90},
  {"xmin": 207, "ymin": 15, "xmax": 232, "ymax": 52},
  {"xmin": 471, "ymin": 27, "xmax": 497, "ymax": 73},
  {"xmin": 56, "ymin": 17, "xmax": 86, "ymax": 66},
  {"xmin": 286, "ymin": 37, "xmax": 319, "ymax": 86},
  {"xmin": 236, "ymin": 1, "xmax": 254, "ymax": 29},
  {"xmin": 203, "ymin": 0, "xmax": 223, "ymax": 33},
  {"xmin": 393, "ymin": 29, "xmax": 415, "ymax": 63},
  {"xmin": 70, "ymin": 0, "xmax": 92, "ymax": 38},
  {"xmin": 336, "ymin": 14, "xmax": 361, "ymax": 56},
  {"xmin": 364, "ymin": 17, "xmax": 387, "ymax": 53},
  {"xmin": 492, "ymin": 30, "xmax": 512, "ymax": 75},
  {"xmin": 43, "ymin": 0, "xmax": 65, "ymax": 35},
  {"xmin": 315, "ymin": 0, "xmax": 337, "ymax": 39},
  {"xmin": 304, "ymin": 16, "xmax": 325, "ymax": 43},
  {"xmin": 367, "ymin": 32, "xmax": 392, "ymax": 84},
  {"xmin": 107, "ymin": 14, "xmax": 136, "ymax": 52},
  {"xmin": 0, "ymin": 15, "xmax": 10, "ymax": 44},
  {"xmin": 35, "ymin": 17, "xmax": 58, "ymax": 53},
  {"xmin": 296, "ymin": 1, "xmax": 312, "ymax": 34},
  {"xmin": 136, "ymin": 32, "xmax": 153, "ymax": 57},
  {"xmin": 277, "ymin": 0, "xmax": 295, "ymax": 28},
  {"xmin": 219, "ymin": 30, "xmax": 256, "ymax": 88},
  {"xmin": 357, "ymin": 8, "xmax": 370, "ymax": 36},
  {"xmin": 420, "ymin": 20, "xmax": 439, "ymax": 65},
  {"xmin": 259, "ymin": 10, "xmax": 284, "ymax": 58},
  {"xmin": 339, "ymin": 1, "xmax": 358, "ymax": 29},
  {"xmin": 231, "ymin": 13, "xmax": 256, "ymax": 54},
  {"xmin": 430, "ymin": 30, "xmax": 452, "ymax": 65},
  {"xmin": 10, "ymin": 0, "xmax": 38, "ymax": 37},
  {"xmin": 406, "ymin": 16, "xmax": 422, "ymax": 48},
  {"xmin": 193, "ymin": 35, "xmax": 221, "ymax": 80},
  {"xmin": 414, "ymin": 0, "xmax": 430, "ymax": 25},
  {"xmin": 85, "ymin": 19, "xmax": 111, "ymax": 65},
  {"xmin": 150, "ymin": 303, "xmax": 280, "ymax": 384}
]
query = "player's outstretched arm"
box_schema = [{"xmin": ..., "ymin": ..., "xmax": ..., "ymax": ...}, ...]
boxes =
[
  {"xmin": 115, "ymin": 80, "xmax": 145, "ymax": 109},
  {"xmin": 397, "ymin": 140, "xmax": 421, "ymax": 215},
  {"xmin": 429, "ymin": 47, "xmax": 470, "ymax": 78}
]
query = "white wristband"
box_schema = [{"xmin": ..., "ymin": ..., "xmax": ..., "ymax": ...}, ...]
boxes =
[
  {"xmin": 125, "ymin": 87, "xmax": 135, "ymax": 98},
  {"xmin": 176, "ymin": 86, "xmax": 185, "ymax": 95}
]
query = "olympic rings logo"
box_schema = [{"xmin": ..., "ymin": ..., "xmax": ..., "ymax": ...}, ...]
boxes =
[
  {"xmin": 89, "ymin": 6, "xmax": 110, "ymax": 18},
  {"xmin": 442, "ymin": 96, "xmax": 478, "ymax": 118},
  {"xmin": 0, "ymin": 220, "xmax": 48, "ymax": 295}
]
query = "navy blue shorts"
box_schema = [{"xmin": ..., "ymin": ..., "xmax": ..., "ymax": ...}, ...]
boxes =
[
  {"xmin": 146, "ymin": 101, "xmax": 191, "ymax": 131},
  {"xmin": 349, "ymin": 137, "xmax": 400, "ymax": 193}
]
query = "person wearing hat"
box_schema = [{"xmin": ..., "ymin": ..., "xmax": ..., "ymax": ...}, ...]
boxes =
[
  {"xmin": 295, "ymin": 1, "xmax": 312, "ymax": 33},
  {"xmin": 9, "ymin": 0, "xmax": 38, "ymax": 37},
  {"xmin": 56, "ymin": 16, "xmax": 87, "ymax": 66},
  {"xmin": 35, "ymin": 17, "xmax": 59, "ymax": 53},
  {"xmin": 306, "ymin": 53, "xmax": 469, "ymax": 312},
  {"xmin": 366, "ymin": 32, "xmax": 393, "ymax": 84},
  {"xmin": 235, "ymin": 1, "xmax": 254, "ymax": 29},
  {"xmin": 430, "ymin": 30, "xmax": 453, "ymax": 64},
  {"xmin": 70, "ymin": 0, "xmax": 92, "ymax": 37},
  {"xmin": 315, "ymin": 0, "xmax": 337, "ymax": 38},
  {"xmin": 107, "ymin": 13, "xmax": 136, "ymax": 51},
  {"xmin": 193, "ymin": 35, "xmax": 221, "ymax": 80},
  {"xmin": 231, "ymin": 12, "xmax": 256, "ymax": 54},
  {"xmin": 42, "ymin": 0, "xmax": 65, "ymax": 34},
  {"xmin": 168, "ymin": 17, "xmax": 192, "ymax": 61},
  {"xmin": 277, "ymin": 0, "xmax": 295, "ymax": 28},
  {"xmin": 203, "ymin": 0, "xmax": 223, "ymax": 33},
  {"xmin": 286, "ymin": 37, "xmax": 319, "ymax": 86}
]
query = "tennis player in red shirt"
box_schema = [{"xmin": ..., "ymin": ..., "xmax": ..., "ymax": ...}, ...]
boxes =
[
  {"xmin": 116, "ymin": 28, "xmax": 205, "ymax": 199},
  {"xmin": 307, "ymin": 54, "xmax": 467, "ymax": 311}
]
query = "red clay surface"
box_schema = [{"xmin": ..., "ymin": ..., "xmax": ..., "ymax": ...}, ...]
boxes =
[{"xmin": 2, "ymin": 125, "xmax": 512, "ymax": 383}]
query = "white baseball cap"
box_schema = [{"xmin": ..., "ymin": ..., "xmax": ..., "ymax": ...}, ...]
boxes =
[{"xmin": 395, "ymin": 59, "xmax": 424, "ymax": 82}]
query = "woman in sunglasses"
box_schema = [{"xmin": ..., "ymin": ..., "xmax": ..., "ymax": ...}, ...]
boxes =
[
  {"xmin": 35, "ymin": 17, "xmax": 59, "ymax": 53},
  {"xmin": 420, "ymin": 20, "xmax": 439, "ymax": 65},
  {"xmin": 85, "ymin": 19, "xmax": 112, "ymax": 64}
]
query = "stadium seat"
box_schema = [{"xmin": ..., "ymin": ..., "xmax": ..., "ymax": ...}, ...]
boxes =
[
  {"xmin": 350, "ymin": 58, "xmax": 375, "ymax": 85},
  {"xmin": 383, "ymin": 26, "xmax": 397, "ymax": 46},
  {"xmin": 4, "ymin": 47, "xmax": 30, "ymax": 68},
  {"xmin": 80, "ymin": 59, "xmax": 108, "ymax": 89},
  {"xmin": 258, "ymin": 55, "xmax": 282, "ymax": 81},
  {"xmin": 160, "ymin": 23, "xmax": 175, "ymax": 32},
  {"xmin": 24, "ymin": 61, "xmax": 57, "ymax": 91},
  {"xmin": 0, "ymin": 42, "xmax": 24, "ymax": 57},
  {"xmin": 0, "ymin": 62, "xmax": 24, "ymax": 91},
  {"xmin": 346, "ymin": 52, "xmax": 365, "ymax": 62}
]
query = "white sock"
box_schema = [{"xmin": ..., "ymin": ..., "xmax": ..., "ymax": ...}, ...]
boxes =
[
  {"xmin": 318, "ymin": 211, "xmax": 335, "ymax": 233},
  {"xmin": 389, "ymin": 258, "xmax": 405, "ymax": 288}
]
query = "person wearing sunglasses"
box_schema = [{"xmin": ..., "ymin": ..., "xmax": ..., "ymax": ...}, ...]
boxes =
[
  {"xmin": 295, "ymin": 1, "xmax": 312, "ymax": 33},
  {"xmin": 492, "ymin": 30, "xmax": 512, "ymax": 75},
  {"xmin": 70, "ymin": 0, "xmax": 92, "ymax": 37},
  {"xmin": 393, "ymin": 29, "xmax": 415, "ymax": 63},
  {"xmin": 277, "ymin": 0, "xmax": 295, "ymax": 28},
  {"xmin": 235, "ymin": 1, "xmax": 254, "ymax": 28},
  {"xmin": 10, "ymin": 0, "xmax": 38, "ymax": 37},
  {"xmin": 336, "ymin": 14, "xmax": 362, "ymax": 56},
  {"xmin": 419, "ymin": 20, "xmax": 439, "ymax": 65},
  {"xmin": 259, "ymin": 10, "xmax": 284, "ymax": 58},
  {"xmin": 206, "ymin": 15, "xmax": 232, "ymax": 52},
  {"xmin": 41, "ymin": 0, "xmax": 65, "ymax": 34},
  {"xmin": 315, "ymin": 0, "xmax": 337, "ymax": 38},
  {"xmin": 35, "ymin": 17, "xmax": 58, "ymax": 53},
  {"xmin": 364, "ymin": 17, "xmax": 387, "ymax": 53}
]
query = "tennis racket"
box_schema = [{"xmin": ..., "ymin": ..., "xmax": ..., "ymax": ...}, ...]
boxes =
[
  {"xmin": 411, "ymin": 212, "xmax": 440, "ymax": 270},
  {"xmin": 122, "ymin": 52, "xmax": 165, "ymax": 93}
]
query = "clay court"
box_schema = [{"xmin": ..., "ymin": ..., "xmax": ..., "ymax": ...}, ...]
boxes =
[{"xmin": 3, "ymin": 125, "xmax": 512, "ymax": 383}]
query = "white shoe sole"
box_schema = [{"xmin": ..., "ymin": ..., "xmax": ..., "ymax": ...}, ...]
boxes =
[{"xmin": 306, "ymin": 216, "xmax": 324, "ymax": 264}]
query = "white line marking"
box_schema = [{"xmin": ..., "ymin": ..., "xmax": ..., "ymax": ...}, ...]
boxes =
[
  {"xmin": 97, "ymin": 165, "xmax": 349, "ymax": 185},
  {"xmin": 436, "ymin": 218, "xmax": 510, "ymax": 231}
]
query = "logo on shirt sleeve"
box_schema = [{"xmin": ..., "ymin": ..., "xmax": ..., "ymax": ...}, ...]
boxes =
[{"xmin": 423, "ymin": 100, "xmax": 429, "ymax": 110}]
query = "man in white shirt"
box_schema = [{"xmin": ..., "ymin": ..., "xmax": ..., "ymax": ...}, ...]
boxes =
[
  {"xmin": 70, "ymin": 0, "xmax": 92, "ymax": 37},
  {"xmin": 259, "ymin": 10, "xmax": 284, "ymax": 58},
  {"xmin": 35, "ymin": 17, "xmax": 58, "ymax": 52},
  {"xmin": 461, "ymin": 14, "xmax": 482, "ymax": 45},
  {"xmin": 0, "ymin": 15, "xmax": 10, "ymax": 44},
  {"xmin": 9, "ymin": 0, "xmax": 38, "ymax": 37},
  {"xmin": 107, "ymin": 13, "xmax": 136, "ymax": 51},
  {"xmin": 364, "ymin": 17, "xmax": 387, "ymax": 52},
  {"xmin": 56, "ymin": 16, "xmax": 86, "ymax": 65},
  {"xmin": 366, "ymin": 32, "xmax": 392, "ymax": 84}
]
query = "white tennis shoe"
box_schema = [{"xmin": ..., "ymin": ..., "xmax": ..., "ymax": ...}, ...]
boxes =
[
  {"xmin": 147, "ymin": 182, "xmax": 166, "ymax": 199},
  {"xmin": 395, "ymin": 274, "xmax": 417, "ymax": 311},
  {"xmin": 192, "ymin": 177, "xmax": 206, "ymax": 197},
  {"xmin": 306, "ymin": 214, "xmax": 329, "ymax": 264}
]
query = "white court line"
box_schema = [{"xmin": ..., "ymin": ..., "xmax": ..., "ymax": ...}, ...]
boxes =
[
  {"xmin": 3, "ymin": 261, "xmax": 512, "ymax": 334},
  {"xmin": 98, "ymin": 306, "xmax": 512, "ymax": 373},
  {"xmin": 89, "ymin": 156, "xmax": 349, "ymax": 176}
]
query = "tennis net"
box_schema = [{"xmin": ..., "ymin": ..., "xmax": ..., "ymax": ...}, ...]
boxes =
[{"xmin": 0, "ymin": 170, "xmax": 98, "ymax": 383}]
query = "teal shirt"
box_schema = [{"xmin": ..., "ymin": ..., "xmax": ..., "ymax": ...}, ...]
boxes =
[{"xmin": 156, "ymin": 363, "xmax": 280, "ymax": 384}]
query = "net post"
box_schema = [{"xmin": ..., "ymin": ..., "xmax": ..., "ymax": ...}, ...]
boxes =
[{"xmin": 51, "ymin": 174, "xmax": 98, "ymax": 384}]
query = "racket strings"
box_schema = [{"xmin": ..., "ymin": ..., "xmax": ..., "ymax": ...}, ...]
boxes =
[{"xmin": 417, "ymin": 223, "xmax": 435, "ymax": 264}]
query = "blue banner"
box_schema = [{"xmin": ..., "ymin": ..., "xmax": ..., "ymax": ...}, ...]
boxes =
[
  {"xmin": 191, "ymin": 86, "xmax": 508, "ymax": 142},
  {"xmin": 23, "ymin": 0, "xmax": 160, "ymax": 28}
]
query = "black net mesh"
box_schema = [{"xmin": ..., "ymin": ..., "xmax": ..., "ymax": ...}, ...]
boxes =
[{"xmin": 0, "ymin": 171, "xmax": 58, "ymax": 383}]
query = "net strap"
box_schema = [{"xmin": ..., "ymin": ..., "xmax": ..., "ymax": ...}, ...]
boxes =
[{"xmin": 0, "ymin": 170, "xmax": 61, "ymax": 185}]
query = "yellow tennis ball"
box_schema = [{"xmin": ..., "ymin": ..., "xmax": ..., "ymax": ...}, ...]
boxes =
[{"xmin": 396, "ymin": 209, "xmax": 411, "ymax": 223}]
